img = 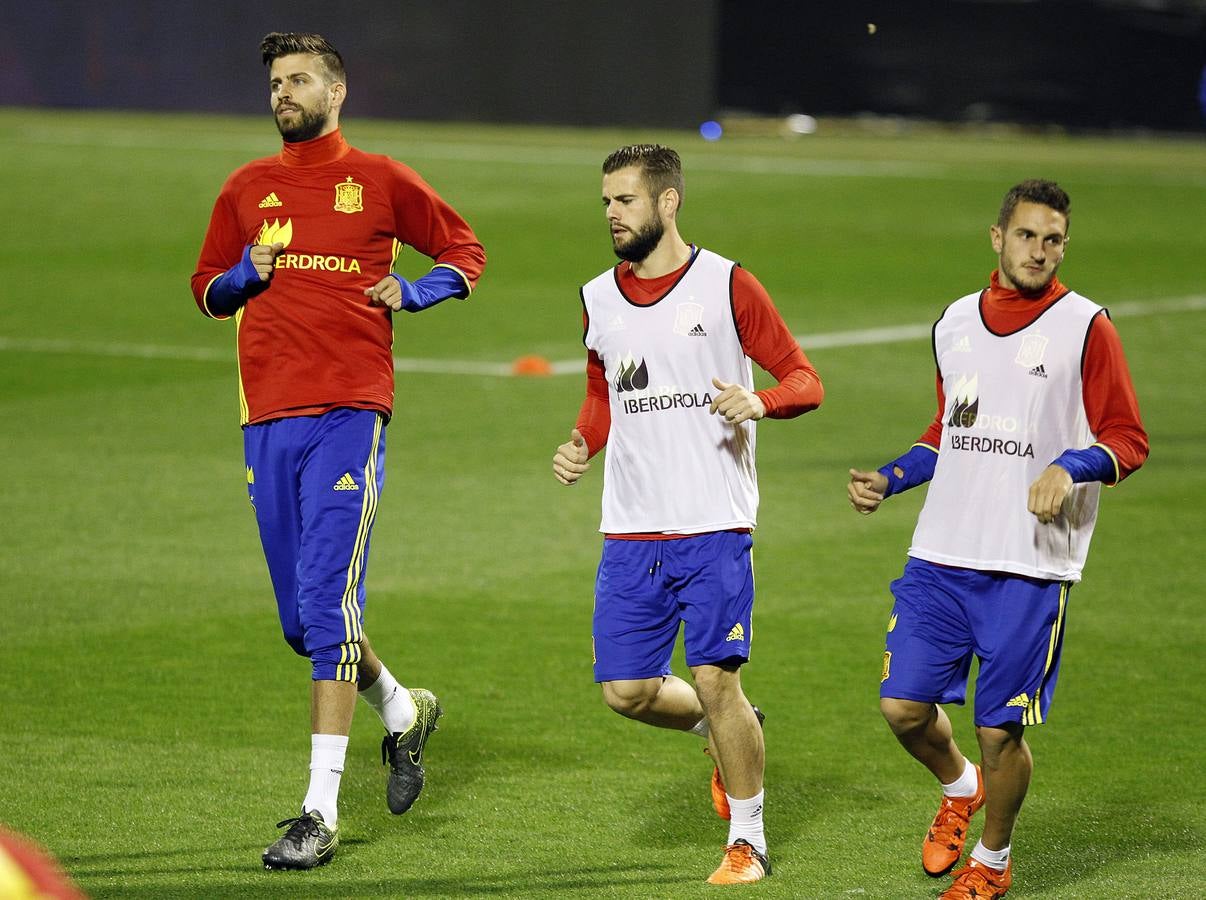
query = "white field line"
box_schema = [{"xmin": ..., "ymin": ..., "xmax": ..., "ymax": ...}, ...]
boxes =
[
  {"xmin": 12, "ymin": 126, "xmax": 1206, "ymax": 186},
  {"xmin": 1, "ymin": 296, "xmax": 1202, "ymax": 378},
  {"xmin": 6, "ymin": 127, "xmax": 945, "ymax": 178}
]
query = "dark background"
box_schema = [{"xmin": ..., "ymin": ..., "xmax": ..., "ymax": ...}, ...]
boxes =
[{"xmin": 2, "ymin": 0, "xmax": 1204, "ymax": 130}]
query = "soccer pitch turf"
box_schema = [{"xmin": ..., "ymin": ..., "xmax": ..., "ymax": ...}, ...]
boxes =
[{"xmin": 0, "ymin": 108, "xmax": 1203, "ymax": 898}]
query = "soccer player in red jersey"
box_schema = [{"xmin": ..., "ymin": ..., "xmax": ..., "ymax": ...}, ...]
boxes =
[
  {"xmin": 552, "ymin": 145, "xmax": 823, "ymax": 884},
  {"xmin": 191, "ymin": 32, "xmax": 485, "ymax": 870},
  {"xmin": 848, "ymin": 181, "xmax": 1148, "ymax": 898}
]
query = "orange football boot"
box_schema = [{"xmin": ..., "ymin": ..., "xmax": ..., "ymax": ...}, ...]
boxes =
[
  {"xmin": 711, "ymin": 766, "xmax": 731, "ymax": 820},
  {"xmin": 922, "ymin": 765, "xmax": 985, "ymax": 877},
  {"xmin": 706, "ymin": 839, "xmax": 771, "ymax": 885},
  {"xmin": 941, "ymin": 858, "xmax": 1012, "ymax": 899}
]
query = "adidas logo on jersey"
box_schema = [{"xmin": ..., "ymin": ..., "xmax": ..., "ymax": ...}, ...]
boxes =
[
  {"xmin": 1006, "ymin": 692, "xmax": 1031, "ymax": 708},
  {"xmin": 725, "ymin": 623, "xmax": 745, "ymax": 642},
  {"xmin": 258, "ymin": 192, "xmax": 283, "ymax": 208},
  {"xmin": 333, "ymin": 472, "xmax": 359, "ymax": 491},
  {"xmin": 1028, "ymin": 364, "xmax": 1048, "ymax": 378},
  {"xmin": 952, "ymin": 335, "xmax": 972, "ymax": 353},
  {"xmin": 688, "ymin": 323, "xmax": 708, "ymax": 337}
]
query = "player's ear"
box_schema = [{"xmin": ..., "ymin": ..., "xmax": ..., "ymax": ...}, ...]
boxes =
[
  {"xmin": 329, "ymin": 79, "xmax": 347, "ymax": 110},
  {"xmin": 661, "ymin": 187, "xmax": 680, "ymax": 218},
  {"xmin": 989, "ymin": 223, "xmax": 1003, "ymax": 254}
]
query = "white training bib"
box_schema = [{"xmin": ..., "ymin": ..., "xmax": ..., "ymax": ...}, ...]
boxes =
[
  {"xmin": 910, "ymin": 290, "xmax": 1105, "ymax": 581},
  {"xmin": 582, "ymin": 249, "xmax": 758, "ymax": 534}
]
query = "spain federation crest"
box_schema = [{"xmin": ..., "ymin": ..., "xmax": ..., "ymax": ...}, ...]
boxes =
[
  {"xmin": 1015, "ymin": 332, "xmax": 1049, "ymax": 368},
  {"xmin": 673, "ymin": 301, "xmax": 706, "ymax": 337},
  {"xmin": 334, "ymin": 176, "xmax": 363, "ymax": 214}
]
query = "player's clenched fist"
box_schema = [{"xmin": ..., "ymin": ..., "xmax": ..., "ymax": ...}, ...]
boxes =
[
  {"xmin": 364, "ymin": 275, "xmax": 404, "ymax": 310},
  {"xmin": 250, "ymin": 242, "xmax": 285, "ymax": 281},
  {"xmin": 1027, "ymin": 463, "xmax": 1072, "ymax": 524},
  {"xmin": 553, "ymin": 428, "xmax": 590, "ymax": 485},
  {"xmin": 847, "ymin": 467, "xmax": 888, "ymax": 515}
]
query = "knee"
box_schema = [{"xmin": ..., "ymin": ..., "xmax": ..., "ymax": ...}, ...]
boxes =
[
  {"xmin": 601, "ymin": 679, "xmax": 660, "ymax": 719},
  {"xmin": 975, "ymin": 723, "xmax": 1025, "ymax": 764},
  {"xmin": 689, "ymin": 663, "xmax": 741, "ymax": 708},
  {"xmin": 880, "ymin": 697, "xmax": 934, "ymax": 736}
]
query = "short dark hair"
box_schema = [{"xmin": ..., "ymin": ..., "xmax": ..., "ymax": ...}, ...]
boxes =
[
  {"xmin": 260, "ymin": 32, "xmax": 346, "ymax": 84},
  {"xmin": 998, "ymin": 179, "xmax": 1070, "ymax": 230},
  {"xmin": 603, "ymin": 144, "xmax": 685, "ymax": 208}
]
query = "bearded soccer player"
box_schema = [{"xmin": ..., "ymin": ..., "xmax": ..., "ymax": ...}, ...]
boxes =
[
  {"xmin": 847, "ymin": 180, "xmax": 1147, "ymax": 898},
  {"xmin": 190, "ymin": 32, "xmax": 485, "ymax": 870},
  {"xmin": 552, "ymin": 145, "xmax": 823, "ymax": 884}
]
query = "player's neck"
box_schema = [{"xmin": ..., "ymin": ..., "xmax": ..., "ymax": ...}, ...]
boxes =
[
  {"xmin": 630, "ymin": 231, "xmax": 692, "ymax": 280},
  {"xmin": 279, "ymin": 128, "xmax": 349, "ymax": 167}
]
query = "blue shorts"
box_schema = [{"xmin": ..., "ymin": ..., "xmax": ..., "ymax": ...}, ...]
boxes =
[
  {"xmin": 244, "ymin": 408, "xmax": 386, "ymax": 682},
  {"xmin": 880, "ymin": 558, "xmax": 1071, "ymax": 727},
  {"xmin": 592, "ymin": 531, "xmax": 755, "ymax": 683}
]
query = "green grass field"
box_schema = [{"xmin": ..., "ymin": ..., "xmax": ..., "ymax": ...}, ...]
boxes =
[{"xmin": 1, "ymin": 107, "xmax": 1203, "ymax": 898}]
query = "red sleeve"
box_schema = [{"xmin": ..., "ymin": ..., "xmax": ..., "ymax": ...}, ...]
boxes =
[
  {"xmin": 731, "ymin": 267, "xmax": 824, "ymax": 418},
  {"xmin": 388, "ymin": 160, "xmax": 486, "ymax": 292},
  {"xmin": 575, "ymin": 348, "xmax": 611, "ymax": 457},
  {"xmin": 917, "ymin": 373, "xmax": 945, "ymax": 448},
  {"xmin": 1083, "ymin": 313, "xmax": 1148, "ymax": 481},
  {"xmin": 190, "ymin": 172, "xmax": 251, "ymax": 318}
]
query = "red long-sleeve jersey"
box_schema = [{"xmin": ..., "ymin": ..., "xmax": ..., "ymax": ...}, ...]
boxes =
[
  {"xmin": 915, "ymin": 272, "xmax": 1148, "ymax": 480},
  {"xmin": 575, "ymin": 259, "xmax": 823, "ymax": 454},
  {"xmin": 191, "ymin": 129, "xmax": 486, "ymax": 425}
]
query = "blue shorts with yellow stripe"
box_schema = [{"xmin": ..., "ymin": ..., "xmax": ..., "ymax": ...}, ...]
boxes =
[
  {"xmin": 244, "ymin": 408, "xmax": 385, "ymax": 682},
  {"xmin": 880, "ymin": 558, "xmax": 1071, "ymax": 727}
]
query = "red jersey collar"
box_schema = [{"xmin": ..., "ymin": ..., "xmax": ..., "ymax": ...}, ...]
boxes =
[
  {"xmin": 279, "ymin": 129, "xmax": 350, "ymax": 167},
  {"xmin": 617, "ymin": 245, "xmax": 697, "ymax": 304},
  {"xmin": 985, "ymin": 268, "xmax": 1066, "ymax": 306}
]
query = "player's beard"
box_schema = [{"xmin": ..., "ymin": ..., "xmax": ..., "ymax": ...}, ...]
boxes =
[
  {"xmin": 275, "ymin": 100, "xmax": 331, "ymax": 143},
  {"xmin": 612, "ymin": 215, "xmax": 665, "ymax": 263},
  {"xmin": 1000, "ymin": 255, "xmax": 1062, "ymax": 295}
]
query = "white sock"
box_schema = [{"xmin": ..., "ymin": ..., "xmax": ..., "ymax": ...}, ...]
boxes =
[
  {"xmin": 726, "ymin": 790, "xmax": 767, "ymax": 856},
  {"xmin": 359, "ymin": 665, "xmax": 417, "ymax": 734},
  {"xmin": 942, "ymin": 757, "xmax": 979, "ymax": 798},
  {"xmin": 302, "ymin": 733, "xmax": 348, "ymax": 828},
  {"xmin": 689, "ymin": 717, "xmax": 709, "ymax": 737},
  {"xmin": 970, "ymin": 840, "xmax": 1010, "ymax": 870}
]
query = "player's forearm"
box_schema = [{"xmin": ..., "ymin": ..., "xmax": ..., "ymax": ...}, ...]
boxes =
[
  {"xmin": 576, "ymin": 362, "xmax": 611, "ymax": 456},
  {"xmin": 1049, "ymin": 445, "xmax": 1117, "ymax": 485},
  {"xmin": 877, "ymin": 443, "xmax": 939, "ymax": 498},
  {"xmin": 755, "ymin": 358, "xmax": 824, "ymax": 419},
  {"xmin": 390, "ymin": 266, "xmax": 473, "ymax": 313},
  {"xmin": 1089, "ymin": 426, "xmax": 1148, "ymax": 482}
]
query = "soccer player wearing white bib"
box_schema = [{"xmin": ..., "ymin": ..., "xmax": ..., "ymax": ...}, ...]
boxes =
[
  {"xmin": 848, "ymin": 181, "xmax": 1148, "ymax": 899},
  {"xmin": 553, "ymin": 145, "xmax": 823, "ymax": 885}
]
